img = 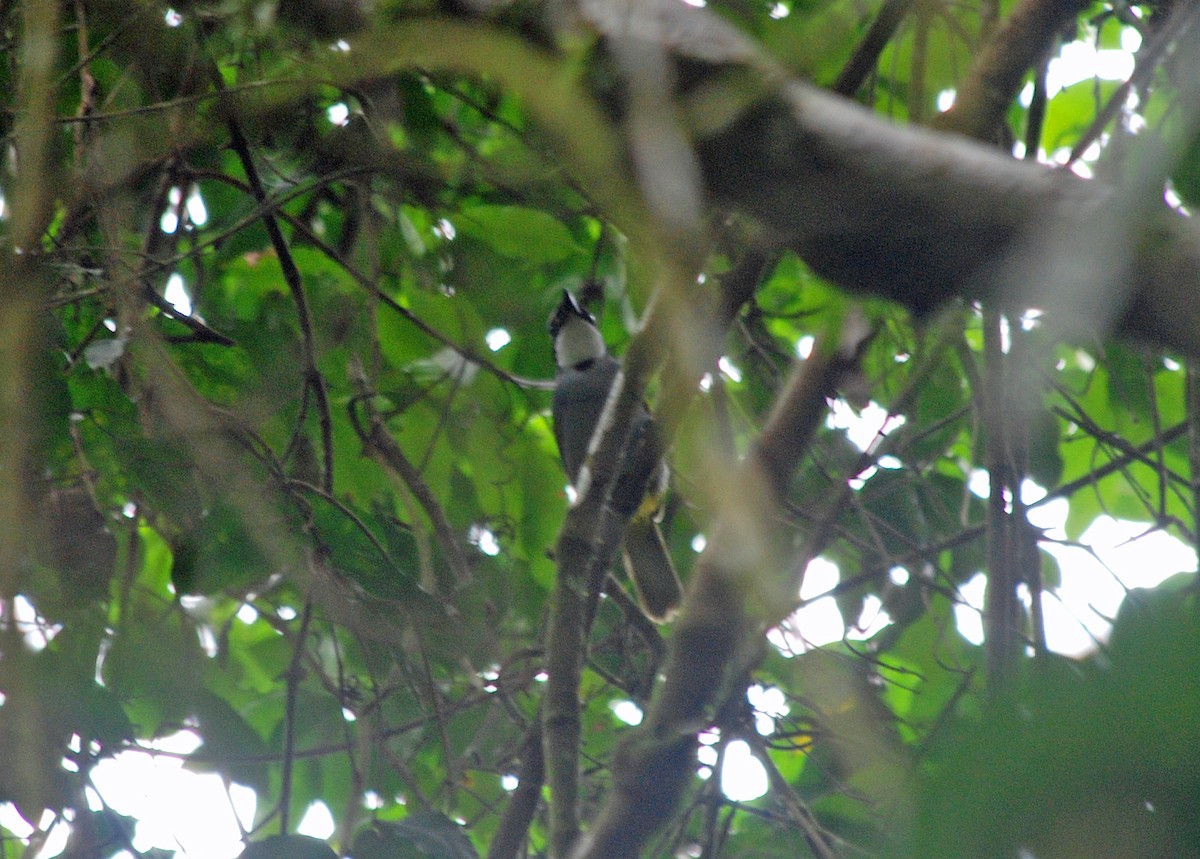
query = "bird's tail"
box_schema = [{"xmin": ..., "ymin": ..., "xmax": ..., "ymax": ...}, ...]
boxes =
[{"xmin": 622, "ymin": 515, "xmax": 683, "ymax": 622}]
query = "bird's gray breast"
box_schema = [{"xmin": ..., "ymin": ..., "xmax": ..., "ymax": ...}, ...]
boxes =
[
  {"xmin": 552, "ymin": 356, "xmax": 621, "ymax": 483},
  {"xmin": 552, "ymin": 356, "xmax": 660, "ymax": 517}
]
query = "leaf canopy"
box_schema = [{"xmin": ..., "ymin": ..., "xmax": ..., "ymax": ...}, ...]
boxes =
[{"xmin": 2, "ymin": 1, "xmax": 1200, "ymax": 858}]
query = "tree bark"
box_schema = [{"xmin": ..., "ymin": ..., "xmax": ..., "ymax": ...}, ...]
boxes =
[{"xmin": 692, "ymin": 78, "xmax": 1200, "ymax": 359}]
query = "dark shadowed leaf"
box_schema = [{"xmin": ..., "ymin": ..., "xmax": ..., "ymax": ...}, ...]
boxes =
[
  {"xmin": 353, "ymin": 813, "xmax": 479, "ymax": 859},
  {"xmin": 239, "ymin": 834, "xmax": 337, "ymax": 859}
]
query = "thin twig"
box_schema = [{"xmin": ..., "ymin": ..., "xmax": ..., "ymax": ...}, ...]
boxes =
[
  {"xmin": 752, "ymin": 733, "xmax": 841, "ymax": 859},
  {"xmin": 279, "ymin": 601, "xmax": 315, "ymax": 834},
  {"xmin": 352, "ymin": 396, "xmax": 474, "ymax": 588},
  {"xmin": 982, "ymin": 309, "xmax": 1018, "ymax": 692},
  {"xmin": 210, "ymin": 63, "xmax": 336, "ymax": 494}
]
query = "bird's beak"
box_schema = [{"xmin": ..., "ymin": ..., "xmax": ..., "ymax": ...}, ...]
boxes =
[{"xmin": 549, "ymin": 290, "xmax": 592, "ymax": 335}]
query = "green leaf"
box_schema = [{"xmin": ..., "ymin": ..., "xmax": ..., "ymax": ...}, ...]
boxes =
[
  {"xmin": 453, "ymin": 205, "xmax": 581, "ymax": 265},
  {"xmin": 217, "ymin": 253, "xmax": 290, "ymax": 322},
  {"xmin": 1171, "ymin": 131, "xmax": 1200, "ymax": 209},
  {"xmin": 308, "ymin": 493, "xmax": 419, "ymax": 601},
  {"xmin": 1025, "ymin": 404, "xmax": 1064, "ymax": 489},
  {"xmin": 517, "ymin": 418, "xmax": 566, "ymax": 564},
  {"xmin": 240, "ymin": 834, "xmax": 337, "ymax": 859},
  {"xmin": 377, "ymin": 288, "xmax": 485, "ymax": 370},
  {"xmin": 103, "ymin": 606, "xmax": 206, "ymax": 731},
  {"xmin": 1041, "ymin": 79, "xmax": 1122, "ymax": 154},
  {"xmin": 353, "ymin": 813, "xmax": 479, "ymax": 859},
  {"xmin": 174, "ymin": 501, "xmax": 272, "ymax": 595},
  {"xmin": 191, "ymin": 691, "xmax": 271, "ymax": 793},
  {"xmin": 1038, "ymin": 548, "xmax": 1061, "ymax": 590},
  {"xmin": 1103, "ymin": 341, "xmax": 1153, "ymax": 424}
]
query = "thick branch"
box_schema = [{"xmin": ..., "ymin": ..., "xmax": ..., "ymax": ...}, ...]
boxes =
[
  {"xmin": 0, "ymin": 0, "xmax": 61, "ymax": 820},
  {"xmin": 692, "ymin": 78, "xmax": 1200, "ymax": 360},
  {"xmin": 935, "ymin": 0, "xmax": 1089, "ymax": 139},
  {"xmin": 342, "ymin": 16, "xmax": 1200, "ymax": 361}
]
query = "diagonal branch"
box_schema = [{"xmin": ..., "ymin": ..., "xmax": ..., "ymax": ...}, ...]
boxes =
[
  {"xmin": 208, "ymin": 58, "xmax": 337, "ymax": 494},
  {"xmin": 693, "ymin": 73, "xmax": 1200, "ymax": 360},
  {"xmin": 575, "ymin": 312, "xmax": 871, "ymax": 858},
  {"xmin": 486, "ymin": 710, "xmax": 546, "ymax": 859},
  {"xmin": 934, "ymin": 0, "xmax": 1091, "ymax": 140},
  {"xmin": 354, "ymin": 399, "xmax": 474, "ymax": 590},
  {"xmin": 833, "ymin": 0, "xmax": 915, "ymax": 98},
  {"xmin": 542, "ymin": 281, "xmax": 676, "ymax": 857}
]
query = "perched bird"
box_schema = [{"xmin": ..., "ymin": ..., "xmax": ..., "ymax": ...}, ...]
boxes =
[{"xmin": 548, "ymin": 289, "xmax": 683, "ymax": 621}]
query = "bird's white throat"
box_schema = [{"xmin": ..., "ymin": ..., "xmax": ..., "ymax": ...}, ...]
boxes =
[{"xmin": 554, "ymin": 315, "xmax": 607, "ymax": 368}]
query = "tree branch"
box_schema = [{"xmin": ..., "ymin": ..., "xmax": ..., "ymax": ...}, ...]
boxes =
[
  {"xmin": 542, "ymin": 286, "xmax": 674, "ymax": 856},
  {"xmin": 486, "ymin": 714, "xmax": 545, "ymax": 859},
  {"xmin": 209, "ymin": 57, "xmax": 336, "ymax": 493},
  {"xmin": 832, "ymin": 0, "xmax": 914, "ymax": 98},
  {"xmin": 692, "ymin": 74, "xmax": 1200, "ymax": 359},
  {"xmin": 934, "ymin": 0, "xmax": 1090, "ymax": 140},
  {"xmin": 356, "ymin": 402, "xmax": 474, "ymax": 590},
  {"xmin": 575, "ymin": 313, "xmax": 870, "ymax": 858}
]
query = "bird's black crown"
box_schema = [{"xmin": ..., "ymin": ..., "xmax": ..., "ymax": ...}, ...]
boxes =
[{"xmin": 548, "ymin": 289, "xmax": 595, "ymax": 337}]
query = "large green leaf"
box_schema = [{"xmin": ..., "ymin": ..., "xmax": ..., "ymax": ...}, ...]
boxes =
[
  {"xmin": 353, "ymin": 813, "xmax": 479, "ymax": 859},
  {"xmin": 1041, "ymin": 79, "xmax": 1122, "ymax": 154},
  {"xmin": 453, "ymin": 205, "xmax": 582, "ymax": 266},
  {"xmin": 240, "ymin": 834, "xmax": 337, "ymax": 859}
]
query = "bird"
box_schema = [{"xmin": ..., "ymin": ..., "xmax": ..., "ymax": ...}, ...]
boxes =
[{"xmin": 548, "ymin": 289, "xmax": 683, "ymax": 622}]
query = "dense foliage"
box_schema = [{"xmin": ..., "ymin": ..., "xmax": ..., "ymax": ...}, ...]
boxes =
[{"xmin": 3, "ymin": 0, "xmax": 1200, "ymax": 857}]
